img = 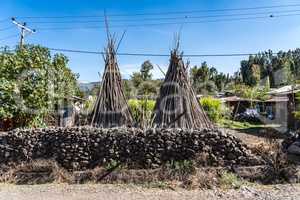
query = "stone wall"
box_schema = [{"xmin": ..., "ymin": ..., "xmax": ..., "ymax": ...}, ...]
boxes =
[{"xmin": 0, "ymin": 127, "xmax": 261, "ymax": 170}]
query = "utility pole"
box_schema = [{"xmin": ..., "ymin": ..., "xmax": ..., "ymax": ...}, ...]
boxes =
[{"xmin": 11, "ymin": 18, "xmax": 36, "ymax": 48}]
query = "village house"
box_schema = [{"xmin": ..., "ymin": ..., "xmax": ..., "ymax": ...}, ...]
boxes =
[{"xmin": 220, "ymin": 85, "xmax": 300, "ymax": 132}]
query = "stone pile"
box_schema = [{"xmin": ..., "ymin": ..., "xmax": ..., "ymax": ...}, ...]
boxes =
[
  {"xmin": 0, "ymin": 127, "xmax": 261, "ymax": 170},
  {"xmin": 283, "ymin": 133, "xmax": 300, "ymax": 156}
]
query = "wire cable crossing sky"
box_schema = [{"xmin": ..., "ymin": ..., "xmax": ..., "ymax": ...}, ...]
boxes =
[{"xmin": 1, "ymin": 0, "xmax": 300, "ymax": 81}]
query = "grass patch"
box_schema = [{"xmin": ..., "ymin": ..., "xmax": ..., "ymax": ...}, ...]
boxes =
[
  {"xmin": 219, "ymin": 171, "xmax": 246, "ymax": 189},
  {"xmin": 218, "ymin": 119, "xmax": 280, "ymax": 130}
]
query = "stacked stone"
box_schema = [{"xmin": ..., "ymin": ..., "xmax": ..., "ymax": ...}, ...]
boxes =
[{"xmin": 0, "ymin": 128, "xmax": 261, "ymax": 170}]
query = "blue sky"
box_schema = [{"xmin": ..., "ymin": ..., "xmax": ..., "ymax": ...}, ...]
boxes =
[{"xmin": 1, "ymin": 0, "xmax": 300, "ymax": 82}]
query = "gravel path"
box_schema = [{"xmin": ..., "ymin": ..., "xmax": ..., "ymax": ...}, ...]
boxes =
[{"xmin": 0, "ymin": 184, "xmax": 299, "ymax": 200}]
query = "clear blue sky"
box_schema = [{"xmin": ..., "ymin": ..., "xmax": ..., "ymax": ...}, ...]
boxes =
[{"xmin": 1, "ymin": 0, "xmax": 300, "ymax": 82}]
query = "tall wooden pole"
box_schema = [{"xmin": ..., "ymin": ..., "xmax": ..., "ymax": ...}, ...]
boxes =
[{"xmin": 11, "ymin": 18, "xmax": 36, "ymax": 48}]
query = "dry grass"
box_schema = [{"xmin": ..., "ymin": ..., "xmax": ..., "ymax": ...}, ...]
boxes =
[
  {"xmin": 0, "ymin": 160, "xmax": 73, "ymax": 184},
  {"xmin": 250, "ymin": 135, "xmax": 298, "ymax": 184},
  {"xmin": 0, "ymin": 156, "xmax": 297, "ymax": 188},
  {"xmin": 0, "ymin": 160, "xmax": 230, "ymax": 189}
]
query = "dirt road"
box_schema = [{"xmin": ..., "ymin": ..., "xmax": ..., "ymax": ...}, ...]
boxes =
[{"xmin": 0, "ymin": 184, "xmax": 299, "ymax": 200}]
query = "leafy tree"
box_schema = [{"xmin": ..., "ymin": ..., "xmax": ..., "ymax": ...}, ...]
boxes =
[
  {"xmin": 190, "ymin": 62, "xmax": 232, "ymax": 94},
  {"xmin": 138, "ymin": 81, "xmax": 157, "ymax": 95},
  {"xmin": 130, "ymin": 60, "xmax": 157, "ymax": 96},
  {"xmin": 239, "ymin": 49, "xmax": 300, "ymax": 87},
  {"xmin": 140, "ymin": 60, "xmax": 153, "ymax": 81},
  {"xmin": 240, "ymin": 58, "xmax": 261, "ymax": 87},
  {"xmin": 131, "ymin": 72, "xmax": 143, "ymax": 88},
  {"xmin": 0, "ymin": 45, "xmax": 79, "ymax": 128},
  {"xmin": 233, "ymin": 84, "xmax": 269, "ymax": 102}
]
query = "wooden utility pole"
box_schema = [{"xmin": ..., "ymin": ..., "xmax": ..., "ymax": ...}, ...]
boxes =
[{"xmin": 11, "ymin": 18, "xmax": 36, "ymax": 48}]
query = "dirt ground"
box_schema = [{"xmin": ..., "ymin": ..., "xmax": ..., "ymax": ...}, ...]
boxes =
[
  {"xmin": 222, "ymin": 128, "xmax": 272, "ymax": 147},
  {"xmin": 0, "ymin": 183, "xmax": 299, "ymax": 200}
]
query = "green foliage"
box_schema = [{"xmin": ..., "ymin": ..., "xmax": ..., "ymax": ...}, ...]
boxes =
[
  {"xmin": 294, "ymin": 112, "xmax": 300, "ymax": 120},
  {"xmin": 131, "ymin": 72, "xmax": 143, "ymax": 88},
  {"xmin": 123, "ymin": 79, "xmax": 133, "ymax": 98},
  {"xmin": 82, "ymin": 96, "xmax": 96, "ymax": 113},
  {"xmin": 200, "ymin": 97, "xmax": 227, "ymax": 122},
  {"xmin": 241, "ymin": 60, "xmax": 261, "ymax": 87},
  {"xmin": 165, "ymin": 160, "xmax": 195, "ymax": 175},
  {"xmin": 137, "ymin": 81, "xmax": 157, "ymax": 95},
  {"xmin": 190, "ymin": 62, "xmax": 232, "ymax": 94},
  {"xmin": 0, "ymin": 45, "xmax": 79, "ymax": 128},
  {"xmin": 129, "ymin": 60, "xmax": 159, "ymax": 97},
  {"xmin": 294, "ymin": 92, "xmax": 300, "ymax": 120},
  {"xmin": 128, "ymin": 99, "xmax": 155, "ymax": 127},
  {"xmin": 218, "ymin": 119, "xmax": 267, "ymax": 130},
  {"xmin": 140, "ymin": 60, "xmax": 154, "ymax": 81},
  {"xmin": 239, "ymin": 49, "xmax": 300, "ymax": 87},
  {"xmin": 104, "ymin": 159, "xmax": 120, "ymax": 170},
  {"xmin": 233, "ymin": 84, "xmax": 269, "ymax": 101},
  {"xmin": 219, "ymin": 171, "xmax": 244, "ymax": 189}
]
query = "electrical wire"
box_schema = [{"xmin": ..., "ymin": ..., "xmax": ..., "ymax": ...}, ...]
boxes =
[
  {"xmin": 15, "ymin": 3, "xmax": 300, "ymax": 18},
  {"xmin": 23, "ymin": 9, "xmax": 300, "ymax": 24},
  {"xmin": 35, "ymin": 13, "xmax": 300, "ymax": 31},
  {"xmin": 48, "ymin": 47, "xmax": 279, "ymax": 57}
]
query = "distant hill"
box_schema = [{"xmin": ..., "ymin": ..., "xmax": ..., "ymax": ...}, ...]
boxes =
[{"xmin": 78, "ymin": 81, "xmax": 99, "ymax": 93}]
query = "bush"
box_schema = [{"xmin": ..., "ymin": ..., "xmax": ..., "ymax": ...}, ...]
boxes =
[
  {"xmin": 200, "ymin": 97, "xmax": 227, "ymax": 122},
  {"xmin": 128, "ymin": 99, "xmax": 155, "ymax": 127},
  {"xmin": 0, "ymin": 45, "xmax": 79, "ymax": 129},
  {"xmin": 294, "ymin": 111, "xmax": 300, "ymax": 120},
  {"xmin": 260, "ymin": 139, "xmax": 298, "ymax": 184},
  {"xmin": 219, "ymin": 171, "xmax": 244, "ymax": 189}
]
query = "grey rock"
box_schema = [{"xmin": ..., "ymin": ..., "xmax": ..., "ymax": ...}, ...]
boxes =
[{"xmin": 288, "ymin": 141, "xmax": 300, "ymax": 155}]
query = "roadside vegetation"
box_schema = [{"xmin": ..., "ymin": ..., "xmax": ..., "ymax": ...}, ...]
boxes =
[{"xmin": 0, "ymin": 45, "xmax": 80, "ymax": 129}]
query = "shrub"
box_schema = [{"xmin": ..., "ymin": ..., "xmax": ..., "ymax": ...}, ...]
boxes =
[
  {"xmin": 294, "ymin": 111, "xmax": 300, "ymax": 120},
  {"xmin": 260, "ymin": 138, "xmax": 297, "ymax": 184},
  {"xmin": 219, "ymin": 171, "xmax": 244, "ymax": 189},
  {"xmin": 128, "ymin": 99, "xmax": 155, "ymax": 127},
  {"xmin": 200, "ymin": 97, "xmax": 227, "ymax": 122}
]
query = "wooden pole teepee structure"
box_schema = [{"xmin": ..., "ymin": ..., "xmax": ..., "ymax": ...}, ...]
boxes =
[
  {"xmin": 90, "ymin": 35, "xmax": 133, "ymax": 128},
  {"xmin": 152, "ymin": 41, "xmax": 213, "ymax": 129}
]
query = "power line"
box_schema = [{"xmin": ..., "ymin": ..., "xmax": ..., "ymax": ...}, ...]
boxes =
[
  {"xmin": 48, "ymin": 47, "xmax": 279, "ymax": 57},
  {"xmin": 15, "ymin": 3, "xmax": 300, "ymax": 18},
  {"xmin": 109, "ymin": 4, "xmax": 300, "ymax": 17},
  {"xmin": 35, "ymin": 13, "xmax": 300, "ymax": 31},
  {"xmin": 23, "ymin": 9, "xmax": 300, "ymax": 24},
  {"xmin": 0, "ymin": 46, "xmax": 284, "ymax": 57}
]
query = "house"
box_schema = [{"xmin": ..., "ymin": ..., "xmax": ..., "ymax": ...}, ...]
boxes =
[
  {"xmin": 268, "ymin": 85, "xmax": 300, "ymax": 130},
  {"xmin": 220, "ymin": 85, "xmax": 300, "ymax": 131}
]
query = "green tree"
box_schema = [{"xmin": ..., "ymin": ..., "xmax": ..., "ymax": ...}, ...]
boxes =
[
  {"xmin": 240, "ymin": 57, "xmax": 261, "ymax": 87},
  {"xmin": 190, "ymin": 62, "xmax": 232, "ymax": 94},
  {"xmin": 130, "ymin": 60, "xmax": 157, "ymax": 96},
  {"xmin": 0, "ymin": 45, "xmax": 79, "ymax": 128},
  {"xmin": 131, "ymin": 72, "xmax": 143, "ymax": 88},
  {"xmin": 140, "ymin": 60, "xmax": 153, "ymax": 81}
]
